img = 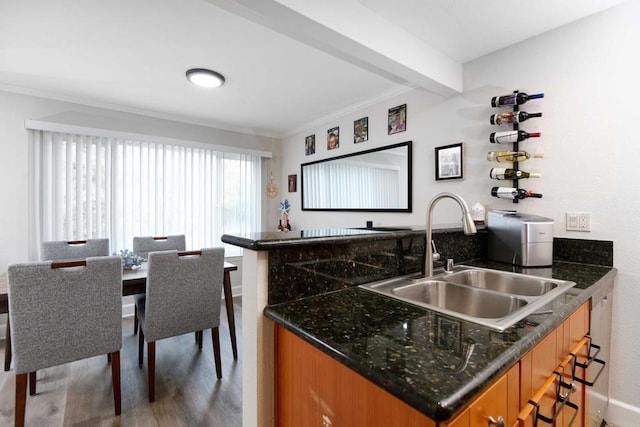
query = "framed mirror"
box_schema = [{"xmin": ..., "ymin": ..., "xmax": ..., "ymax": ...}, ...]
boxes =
[{"xmin": 301, "ymin": 141, "xmax": 412, "ymax": 212}]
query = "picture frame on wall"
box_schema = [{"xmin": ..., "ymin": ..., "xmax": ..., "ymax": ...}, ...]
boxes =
[
  {"xmin": 353, "ymin": 117, "xmax": 368, "ymax": 143},
  {"xmin": 305, "ymin": 134, "xmax": 315, "ymax": 155},
  {"xmin": 327, "ymin": 126, "xmax": 340, "ymax": 150},
  {"xmin": 435, "ymin": 143, "xmax": 463, "ymax": 180},
  {"xmin": 388, "ymin": 104, "xmax": 406, "ymax": 135},
  {"xmin": 288, "ymin": 174, "xmax": 297, "ymax": 192}
]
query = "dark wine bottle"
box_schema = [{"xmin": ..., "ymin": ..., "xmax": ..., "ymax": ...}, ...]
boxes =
[
  {"xmin": 491, "ymin": 92, "xmax": 544, "ymax": 107},
  {"xmin": 491, "ymin": 187, "xmax": 543, "ymax": 200},
  {"xmin": 489, "ymin": 168, "xmax": 541, "ymax": 180},
  {"xmin": 490, "ymin": 111, "xmax": 543, "ymax": 126},
  {"xmin": 490, "ymin": 130, "xmax": 540, "ymax": 144}
]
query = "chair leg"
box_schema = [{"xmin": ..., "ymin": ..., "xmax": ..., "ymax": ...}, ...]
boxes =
[
  {"xmin": 147, "ymin": 341, "xmax": 156, "ymax": 402},
  {"xmin": 15, "ymin": 373, "xmax": 27, "ymax": 427},
  {"xmin": 138, "ymin": 328, "xmax": 144, "ymax": 367},
  {"xmin": 4, "ymin": 315, "xmax": 11, "ymax": 371},
  {"xmin": 111, "ymin": 351, "xmax": 122, "ymax": 416},
  {"xmin": 107, "ymin": 353, "xmax": 111, "ymax": 363},
  {"xmin": 28, "ymin": 372, "xmax": 36, "ymax": 396},
  {"xmin": 197, "ymin": 330, "xmax": 203, "ymax": 350},
  {"xmin": 211, "ymin": 327, "xmax": 222, "ymax": 379},
  {"xmin": 133, "ymin": 311, "xmax": 139, "ymax": 335}
]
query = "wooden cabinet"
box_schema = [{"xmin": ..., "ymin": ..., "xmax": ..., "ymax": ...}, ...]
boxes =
[
  {"xmin": 517, "ymin": 301, "xmax": 590, "ymax": 427},
  {"xmin": 274, "ymin": 300, "xmax": 592, "ymax": 427},
  {"xmin": 275, "ymin": 326, "xmax": 436, "ymax": 427},
  {"xmin": 444, "ymin": 364, "xmax": 520, "ymax": 427}
]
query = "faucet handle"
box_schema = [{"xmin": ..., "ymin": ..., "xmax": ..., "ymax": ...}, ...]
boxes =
[{"xmin": 431, "ymin": 240, "xmax": 441, "ymax": 261}]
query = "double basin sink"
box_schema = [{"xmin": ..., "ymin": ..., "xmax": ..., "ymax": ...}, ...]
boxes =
[{"xmin": 361, "ymin": 266, "xmax": 576, "ymax": 331}]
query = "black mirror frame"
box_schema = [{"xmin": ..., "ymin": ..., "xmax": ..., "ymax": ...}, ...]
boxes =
[{"xmin": 301, "ymin": 141, "xmax": 412, "ymax": 212}]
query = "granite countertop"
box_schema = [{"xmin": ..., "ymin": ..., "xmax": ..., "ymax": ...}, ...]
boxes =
[
  {"xmin": 222, "ymin": 223, "xmax": 483, "ymax": 250},
  {"xmin": 264, "ymin": 260, "xmax": 617, "ymax": 421}
]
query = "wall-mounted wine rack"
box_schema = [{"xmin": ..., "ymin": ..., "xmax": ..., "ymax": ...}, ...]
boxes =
[
  {"xmin": 510, "ymin": 90, "xmax": 523, "ymax": 204},
  {"xmin": 489, "ymin": 90, "xmax": 544, "ymax": 203}
]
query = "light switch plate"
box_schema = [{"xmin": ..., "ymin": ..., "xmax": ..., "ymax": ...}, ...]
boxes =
[{"xmin": 566, "ymin": 212, "xmax": 591, "ymax": 231}]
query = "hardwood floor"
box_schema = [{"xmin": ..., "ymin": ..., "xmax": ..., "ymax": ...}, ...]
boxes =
[{"xmin": 0, "ymin": 298, "xmax": 242, "ymax": 426}]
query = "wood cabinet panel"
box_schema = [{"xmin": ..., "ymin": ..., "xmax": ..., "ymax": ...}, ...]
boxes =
[{"xmin": 275, "ymin": 326, "xmax": 435, "ymax": 427}]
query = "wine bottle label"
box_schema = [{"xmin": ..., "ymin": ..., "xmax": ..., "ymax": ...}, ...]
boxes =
[
  {"xmin": 491, "ymin": 113, "xmax": 514, "ymax": 126},
  {"xmin": 493, "ymin": 187, "xmax": 517, "ymax": 198},
  {"xmin": 490, "ymin": 131, "xmax": 519, "ymax": 144}
]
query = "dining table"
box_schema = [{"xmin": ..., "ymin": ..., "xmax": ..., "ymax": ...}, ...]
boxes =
[{"xmin": 1, "ymin": 261, "xmax": 239, "ymax": 372}]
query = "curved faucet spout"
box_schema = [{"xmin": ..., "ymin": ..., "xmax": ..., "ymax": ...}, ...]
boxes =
[{"xmin": 425, "ymin": 192, "xmax": 477, "ymax": 277}]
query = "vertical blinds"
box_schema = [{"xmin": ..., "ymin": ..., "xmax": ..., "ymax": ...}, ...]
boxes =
[{"xmin": 30, "ymin": 130, "xmax": 262, "ymax": 258}]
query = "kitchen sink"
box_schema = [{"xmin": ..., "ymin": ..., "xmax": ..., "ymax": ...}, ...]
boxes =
[
  {"xmin": 444, "ymin": 269, "xmax": 559, "ymax": 297},
  {"xmin": 392, "ymin": 280, "xmax": 528, "ymax": 319},
  {"xmin": 360, "ymin": 265, "xmax": 576, "ymax": 331}
]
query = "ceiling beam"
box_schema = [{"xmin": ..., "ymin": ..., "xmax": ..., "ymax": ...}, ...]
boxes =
[{"xmin": 206, "ymin": 0, "xmax": 462, "ymax": 96}]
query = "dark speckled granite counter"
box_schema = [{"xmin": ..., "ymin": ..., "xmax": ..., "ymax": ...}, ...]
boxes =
[{"xmin": 264, "ymin": 260, "xmax": 617, "ymax": 421}]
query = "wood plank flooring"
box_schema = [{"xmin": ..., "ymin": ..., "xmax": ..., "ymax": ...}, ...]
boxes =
[{"xmin": 0, "ymin": 299, "xmax": 242, "ymax": 427}]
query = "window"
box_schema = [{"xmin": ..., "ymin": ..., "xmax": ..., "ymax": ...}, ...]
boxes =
[{"xmin": 29, "ymin": 130, "xmax": 263, "ymax": 258}]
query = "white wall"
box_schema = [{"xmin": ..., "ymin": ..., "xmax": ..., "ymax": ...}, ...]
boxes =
[{"xmin": 274, "ymin": 1, "xmax": 640, "ymax": 423}]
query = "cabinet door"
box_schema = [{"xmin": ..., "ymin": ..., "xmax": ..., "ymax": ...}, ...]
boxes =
[
  {"xmin": 444, "ymin": 364, "xmax": 519, "ymax": 427},
  {"xmin": 275, "ymin": 326, "xmax": 435, "ymax": 427}
]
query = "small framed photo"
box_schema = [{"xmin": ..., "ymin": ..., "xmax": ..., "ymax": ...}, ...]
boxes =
[
  {"xmin": 388, "ymin": 104, "xmax": 406, "ymax": 135},
  {"xmin": 327, "ymin": 126, "xmax": 340, "ymax": 150},
  {"xmin": 353, "ymin": 117, "xmax": 368, "ymax": 143},
  {"xmin": 305, "ymin": 135, "xmax": 315, "ymax": 156},
  {"xmin": 288, "ymin": 174, "xmax": 297, "ymax": 192},
  {"xmin": 435, "ymin": 143, "xmax": 463, "ymax": 180}
]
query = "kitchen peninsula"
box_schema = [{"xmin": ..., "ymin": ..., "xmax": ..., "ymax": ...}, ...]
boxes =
[{"xmin": 222, "ymin": 227, "xmax": 615, "ymax": 426}]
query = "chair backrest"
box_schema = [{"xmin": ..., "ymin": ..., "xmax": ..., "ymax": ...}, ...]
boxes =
[
  {"xmin": 144, "ymin": 248, "xmax": 224, "ymax": 342},
  {"xmin": 41, "ymin": 238, "xmax": 110, "ymax": 261},
  {"xmin": 132, "ymin": 235, "xmax": 186, "ymax": 259},
  {"xmin": 7, "ymin": 256, "xmax": 123, "ymax": 375}
]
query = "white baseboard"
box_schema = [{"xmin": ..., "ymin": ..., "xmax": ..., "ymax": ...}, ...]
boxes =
[{"xmin": 605, "ymin": 398, "xmax": 640, "ymax": 426}]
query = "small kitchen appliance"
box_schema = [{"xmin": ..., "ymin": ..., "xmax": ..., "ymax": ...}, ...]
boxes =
[{"xmin": 488, "ymin": 210, "xmax": 553, "ymax": 267}]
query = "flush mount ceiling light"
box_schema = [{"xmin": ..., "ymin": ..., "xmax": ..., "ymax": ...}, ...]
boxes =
[{"xmin": 186, "ymin": 68, "xmax": 225, "ymax": 88}]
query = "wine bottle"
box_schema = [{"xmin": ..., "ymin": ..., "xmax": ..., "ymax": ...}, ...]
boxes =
[
  {"xmin": 489, "ymin": 168, "xmax": 541, "ymax": 180},
  {"xmin": 491, "ymin": 187, "xmax": 543, "ymax": 200},
  {"xmin": 490, "ymin": 130, "xmax": 540, "ymax": 144},
  {"xmin": 487, "ymin": 151, "xmax": 543, "ymax": 162},
  {"xmin": 490, "ymin": 111, "xmax": 542, "ymax": 126},
  {"xmin": 491, "ymin": 92, "xmax": 544, "ymax": 107}
]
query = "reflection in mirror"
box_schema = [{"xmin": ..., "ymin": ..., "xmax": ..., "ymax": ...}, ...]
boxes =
[{"xmin": 301, "ymin": 141, "xmax": 412, "ymax": 212}]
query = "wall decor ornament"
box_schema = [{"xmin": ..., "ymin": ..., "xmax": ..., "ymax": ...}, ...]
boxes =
[{"xmin": 266, "ymin": 171, "xmax": 278, "ymax": 198}]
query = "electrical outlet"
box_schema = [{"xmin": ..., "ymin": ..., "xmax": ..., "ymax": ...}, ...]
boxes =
[{"xmin": 566, "ymin": 212, "xmax": 591, "ymax": 232}]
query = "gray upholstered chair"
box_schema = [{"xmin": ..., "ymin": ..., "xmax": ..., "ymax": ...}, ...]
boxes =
[
  {"xmin": 137, "ymin": 248, "xmax": 224, "ymax": 402},
  {"xmin": 40, "ymin": 238, "xmax": 110, "ymax": 261},
  {"xmin": 131, "ymin": 235, "xmax": 186, "ymax": 336},
  {"xmin": 132, "ymin": 235, "xmax": 186, "ymax": 259},
  {"xmin": 8, "ymin": 257, "xmax": 123, "ymax": 426}
]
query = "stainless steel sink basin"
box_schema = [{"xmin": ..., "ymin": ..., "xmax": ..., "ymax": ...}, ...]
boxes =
[
  {"xmin": 360, "ymin": 265, "xmax": 576, "ymax": 331},
  {"xmin": 392, "ymin": 280, "xmax": 528, "ymax": 319},
  {"xmin": 444, "ymin": 269, "xmax": 558, "ymax": 297}
]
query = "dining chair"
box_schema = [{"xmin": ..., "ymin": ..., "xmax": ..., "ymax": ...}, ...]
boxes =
[
  {"xmin": 7, "ymin": 257, "xmax": 123, "ymax": 426},
  {"xmin": 137, "ymin": 248, "xmax": 224, "ymax": 402},
  {"xmin": 131, "ymin": 235, "xmax": 186, "ymax": 335},
  {"xmin": 40, "ymin": 238, "xmax": 110, "ymax": 261}
]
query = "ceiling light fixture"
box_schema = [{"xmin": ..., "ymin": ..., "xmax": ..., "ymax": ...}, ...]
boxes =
[{"xmin": 186, "ymin": 68, "xmax": 225, "ymax": 88}]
